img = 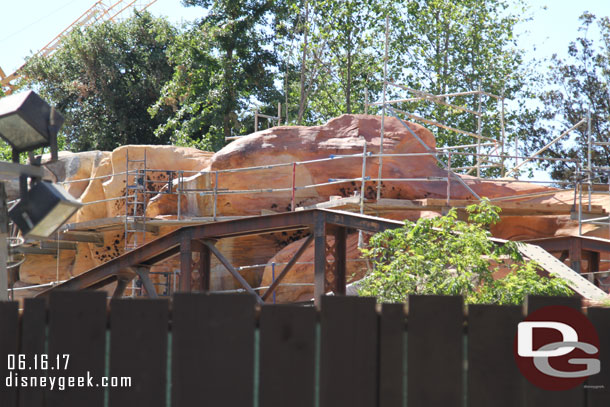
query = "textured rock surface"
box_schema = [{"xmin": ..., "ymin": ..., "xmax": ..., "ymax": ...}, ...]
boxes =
[
  {"xmin": 12, "ymin": 114, "xmax": 610, "ymax": 298},
  {"xmin": 259, "ymin": 233, "xmax": 369, "ymax": 303},
  {"xmin": 150, "ymin": 114, "xmax": 555, "ymax": 217},
  {"xmin": 18, "ymin": 146, "xmax": 213, "ymax": 284}
]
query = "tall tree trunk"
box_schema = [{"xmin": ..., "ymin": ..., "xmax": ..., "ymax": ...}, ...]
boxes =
[
  {"xmin": 223, "ymin": 47, "xmax": 234, "ymax": 141},
  {"xmin": 297, "ymin": 0, "xmax": 310, "ymax": 124},
  {"xmin": 346, "ymin": 48, "xmax": 352, "ymax": 114},
  {"xmin": 345, "ymin": 21, "xmax": 352, "ymax": 114}
]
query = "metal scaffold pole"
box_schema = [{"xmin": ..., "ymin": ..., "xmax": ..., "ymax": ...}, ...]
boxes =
[
  {"xmin": 0, "ymin": 184, "xmax": 8, "ymax": 301},
  {"xmin": 500, "ymin": 91, "xmax": 506, "ymax": 177},
  {"xmin": 476, "ymin": 85, "xmax": 483, "ymax": 178},
  {"xmin": 587, "ymin": 106, "xmax": 593, "ymax": 212},
  {"xmin": 376, "ymin": 15, "xmax": 389, "ymax": 201}
]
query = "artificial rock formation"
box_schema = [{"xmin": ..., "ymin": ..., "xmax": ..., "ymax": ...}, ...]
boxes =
[{"xmin": 12, "ymin": 114, "xmax": 610, "ymax": 300}]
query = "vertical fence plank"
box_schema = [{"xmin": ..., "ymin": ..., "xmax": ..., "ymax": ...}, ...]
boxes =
[
  {"xmin": 0, "ymin": 301, "xmax": 19, "ymax": 407},
  {"xmin": 379, "ymin": 303, "xmax": 405, "ymax": 407},
  {"xmin": 586, "ymin": 307, "xmax": 610, "ymax": 407},
  {"xmin": 171, "ymin": 293, "xmax": 255, "ymax": 407},
  {"xmin": 524, "ymin": 295, "xmax": 583, "ymax": 407},
  {"xmin": 259, "ymin": 305, "xmax": 316, "ymax": 407},
  {"xmin": 109, "ymin": 299, "xmax": 169, "ymax": 407},
  {"xmin": 19, "ymin": 298, "xmax": 47, "ymax": 407},
  {"xmin": 468, "ymin": 304, "xmax": 523, "ymax": 407},
  {"xmin": 319, "ymin": 296, "xmax": 378, "ymax": 407},
  {"xmin": 46, "ymin": 291, "xmax": 107, "ymax": 407},
  {"xmin": 408, "ymin": 295, "xmax": 463, "ymax": 407}
]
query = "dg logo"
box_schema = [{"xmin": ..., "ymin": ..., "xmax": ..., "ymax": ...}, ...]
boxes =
[{"xmin": 514, "ymin": 305, "xmax": 601, "ymax": 391}]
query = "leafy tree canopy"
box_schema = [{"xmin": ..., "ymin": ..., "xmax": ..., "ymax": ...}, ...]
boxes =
[
  {"xmin": 22, "ymin": 12, "xmax": 177, "ymax": 151},
  {"xmin": 358, "ymin": 200, "xmax": 573, "ymax": 304},
  {"xmin": 523, "ymin": 13, "xmax": 610, "ymax": 183},
  {"xmin": 273, "ymin": 0, "xmax": 530, "ymax": 173},
  {"xmin": 150, "ymin": 0, "xmax": 280, "ymax": 150}
]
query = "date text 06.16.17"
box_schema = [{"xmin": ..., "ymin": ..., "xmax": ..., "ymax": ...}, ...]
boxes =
[{"xmin": 7, "ymin": 354, "xmax": 70, "ymax": 371}]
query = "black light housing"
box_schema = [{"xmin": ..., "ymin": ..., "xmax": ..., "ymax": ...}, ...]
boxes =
[
  {"xmin": 9, "ymin": 180, "xmax": 81, "ymax": 239},
  {"xmin": 0, "ymin": 90, "xmax": 64, "ymax": 162}
]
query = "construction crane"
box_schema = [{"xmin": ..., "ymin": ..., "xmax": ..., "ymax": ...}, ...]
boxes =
[{"xmin": 0, "ymin": 0, "xmax": 158, "ymax": 93}]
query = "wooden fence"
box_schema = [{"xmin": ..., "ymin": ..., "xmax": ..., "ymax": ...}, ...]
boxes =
[{"xmin": 0, "ymin": 292, "xmax": 609, "ymax": 407}]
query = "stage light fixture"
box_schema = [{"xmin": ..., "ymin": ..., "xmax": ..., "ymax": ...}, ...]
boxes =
[
  {"xmin": 9, "ymin": 180, "xmax": 81, "ymax": 239},
  {"xmin": 0, "ymin": 90, "xmax": 63, "ymax": 162}
]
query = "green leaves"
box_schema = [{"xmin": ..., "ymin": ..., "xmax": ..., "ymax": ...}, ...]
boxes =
[
  {"xmin": 22, "ymin": 12, "xmax": 177, "ymax": 151},
  {"xmin": 358, "ymin": 201, "xmax": 572, "ymax": 305},
  {"xmin": 152, "ymin": 0, "xmax": 280, "ymax": 148},
  {"xmin": 523, "ymin": 13, "xmax": 610, "ymax": 183}
]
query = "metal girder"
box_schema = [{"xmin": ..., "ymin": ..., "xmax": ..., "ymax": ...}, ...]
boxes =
[
  {"xmin": 313, "ymin": 212, "xmax": 326, "ymax": 307},
  {"xmin": 112, "ymin": 277, "xmax": 130, "ymax": 298},
  {"xmin": 261, "ymin": 233, "xmax": 313, "ymax": 301},
  {"xmin": 518, "ymin": 243, "xmax": 607, "ymax": 300},
  {"xmin": 40, "ymin": 241, "xmax": 78, "ymax": 251},
  {"xmin": 526, "ymin": 235, "xmax": 610, "ymax": 254},
  {"xmin": 14, "ymin": 246, "xmax": 58, "ymax": 255},
  {"xmin": 179, "ymin": 232, "xmax": 192, "ymax": 292},
  {"xmin": 133, "ymin": 267, "xmax": 158, "ymax": 298},
  {"xmin": 330, "ymin": 225, "xmax": 347, "ymax": 295},
  {"xmin": 524, "ymin": 236, "xmax": 572, "ymax": 253},
  {"xmin": 36, "ymin": 208, "xmax": 610, "ymax": 303},
  {"xmin": 37, "ymin": 209, "xmax": 403, "ymax": 298},
  {"xmin": 569, "ymin": 238, "xmax": 582, "ymax": 273},
  {"xmin": 0, "ymin": 161, "xmax": 46, "ymax": 181},
  {"xmin": 323, "ymin": 209, "xmax": 403, "ymax": 233},
  {"xmin": 53, "ymin": 231, "xmax": 104, "ymax": 245},
  {"xmin": 190, "ymin": 211, "xmax": 315, "ymax": 240},
  {"xmin": 192, "ymin": 240, "xmax": 211, "ymax": 292},
  {"xmin": 200, "ymin": 240, "xmax": 264, "ymax": 304},
  {"xmin": 37, "ymin": 230, "xmax": 182, "ymax": 295},
  {"xmin": 139, "ymin": 246, "xmax": 181, "ymax": 266}
]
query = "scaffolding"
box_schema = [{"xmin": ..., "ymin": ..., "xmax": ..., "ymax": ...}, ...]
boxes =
[
  {"xmin": 226, "ymin": 103, "xmax": 283, "ymax": 141},
  {"xmin": 124, "ymin": 148, "xmax": 148, "ymax": 251},
  {"xmin": 4, "ymin": 111, "xmax": 607, "ymax": 298}
]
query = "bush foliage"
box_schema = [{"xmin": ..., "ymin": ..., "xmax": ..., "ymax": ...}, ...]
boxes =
[{"xmin": 358, "ymin": 199, "xmax": 573, "ymax": 304}]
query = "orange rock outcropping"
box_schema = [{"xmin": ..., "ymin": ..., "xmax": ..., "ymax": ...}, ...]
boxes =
[{"xmin": 14, "ymin": 114, "xmax": 610, "ymax": 299}]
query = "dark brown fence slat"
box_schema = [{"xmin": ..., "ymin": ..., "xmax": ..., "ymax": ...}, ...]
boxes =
[
  {"xmin": 46, "ymin": 291, "xmax": 107, "ymax": 407},
  {"xmin": 319, "ymin": 296, "xmax": 378, "ymax": 407},
  {"xmin": 587, "ymin": 307, "xmax": 610, "ymax": 407},
  {"xmin": 0, "ymin": 301, "xmax": 19, "ymax": 407},
  {"xmin": 408, "ymin": 295, "xmax": 463, "ymax": 407},
  {"xmin": 109, "ymin": 299, "xmax": 169, "ymax": 407},
  {"xmin": 259, "ymin": 305, "xmax": 316, "ymax": 407},
  {"xmin": 379, "ymin": 303, "xmax": 405, "ymax": 407},
  {"xmin": 19, "ymin": 298, "xmax": 46, "ymax": 407},
  {"xmin": 468, "ymin": 304, "xmax": 523, "ymax": 407},
  {"xmin": 524, "ymin": 295, "xmax": 583, "ymax": 407},
  {"xmin": 171, "ymin": 293, "xmax": 256, "ymax": 407}
]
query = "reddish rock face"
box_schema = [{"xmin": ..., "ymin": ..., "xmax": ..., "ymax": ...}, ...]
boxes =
[
  {"xmin": 150, "ymin": 114, "xmax": 558, "ymax": 218},
  {"xmin": 208, "ymin": 114, "xmax": 442, "ymax": 215},
  {"xmin": 13, "ymin": 114, "xmax": 610, "ymax": 298},
  {"xmin": 18, "ymin": 146, "xmax": 214, "ymax": 285}
]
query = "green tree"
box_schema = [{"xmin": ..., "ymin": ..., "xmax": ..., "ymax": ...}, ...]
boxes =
[
  {"xmin": 21, "ymin": 12, "xmax": 176, "ymax": 151},
  {"xmin": 358, "ymin": 200, "xmax": 573, "ymax": 304},
  {"xmin": 277, "ymin": 0, "xmax": 530, "ymax": 172},
  {"xmin": 523, "ymin": 13, "xmax": 610, "ymax": 183},
  {"xmin": 383, "ymin": 0, "xmax": 529, "ymax": 173},
  {"xmin": 152, "ymin": 0, "xmax": 280, "ymax": 149},
  {"xmin": 277, "ymin": 0, "xmax": 384, "ymax": 124}
]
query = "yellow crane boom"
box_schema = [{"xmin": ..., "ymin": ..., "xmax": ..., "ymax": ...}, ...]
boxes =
[{"xmin": 0, "ymin": 0, "xmax": 158, "ymax": 93}]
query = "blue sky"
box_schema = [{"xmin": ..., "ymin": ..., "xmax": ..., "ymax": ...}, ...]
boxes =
[
  {"xmin": 1, "ymin": 0, "xmax": 608, "ymax": 82},
  {"xmin": 2, "ymin": 0, "xmax": 606, "ymax": 180},
  {"xmin": 0, "ymin": 0, "xmax": 197, "ymax": 74}
]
